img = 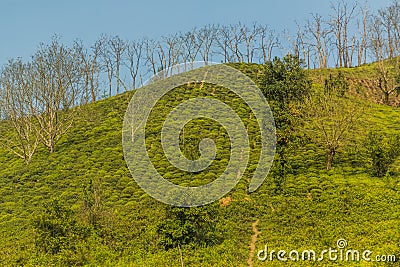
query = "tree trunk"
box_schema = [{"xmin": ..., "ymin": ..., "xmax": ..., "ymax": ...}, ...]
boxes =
[
  {"xmin": 178, "ymin": 243, "xmax": 184, "ymax": 267},
  {"xmin": 384, "ymin": 91, "xmax": 390, "ymax": 105},
  {"xmin": 326, "ymin": 148, "xmax": 336, "ymax": 170}
]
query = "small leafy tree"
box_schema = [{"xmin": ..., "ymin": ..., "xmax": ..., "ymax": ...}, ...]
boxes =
[
  {"xmin": 366, "ymin": 131, "xmax": 400, "ymax": 177},
  {"xmin": 157, "ymin": 205, "xmax": 220, "ymax": 250},
  {"xmin": 261, "ymin": 54, "xmax": 312, "ymax": 192},
  {"xmin": 304, "ymin": 72, "xmax": 362, "ymax": 170},
  {"xmin": 324, "ymin": 71, "xmax": 349, "ymax": 97},
  {"xmin": 82, "ymin": 177, "xmax": 103, "ymax": 228},
  {"xmin": 81, "ymin": 176, "xmax": 116, "ymax": 247},
  {"xmin": 32, "ymin": 199, "xmax": 90, "ymax": 256},
  {"xmin": 262, "ymin": 54, "xmax": 312, "ymax": 108}
]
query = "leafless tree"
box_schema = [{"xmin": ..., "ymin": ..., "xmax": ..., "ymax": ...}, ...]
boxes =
[
  {"xmin": 144, "ymin": 38, "xmax": 158, "ymax": 76},
  {"xmin": 293, "ymin": 26, "xmax": 311, "ymax": 68},
  {"xmin": 0, "ymin": 59, "xmax": 40, "ymax": 163},
  {"xmin": 304, "ymin": 13, "xmax": 332, "ymax": 68},
  {"xmin": 74, "ymin": 40, "xmax": 101, "ymax": 103},
  {"xmin": 258, "ymin": 24, "xmax": 279, "ymax": 63},
  {"xmin": 124, "ymin": 39, "xmax": 144, "ymax": 89},
  {"xmin": 379, "ymin": 6, "xmax": 395, "ymax": 59},
  {"xmin": 156, "ymin": 34, "xmax": 182, "ymax": 75},
  {"xmin": 390, "ymin": 1, "xmax": 400, "ymax": 55},
  {"xmin": 31, "ymin": 37, "xmax": 83, "ymax": 153},
  {"xmin": 109, "ymin": 35, "xmax": 127, "ymax": 94},
  {"xmin": 97, "ymin": 35, "xmax": 114, "ymax": 97},
  {"xmin": 180, "ymin": 28, "xmax": 202, "ymax": 63},
  {"xmin": 231, "ymin": 23, "xmax": 245, "ymax": 62},
  {"xmin": 376, "ymin": 66, "xmax": 400, "ymax": 105},
  {"xmin": 357, "ymin": 4, "xmax": 369, "ymax": 66},
  {"xmin": 216, "ymin": 25, "xmax": 235, "ymax": 63},
  {"xmin": 89, "ymin": 40, "xmax": 102, "ymax": 101},
  {"xmin": 197, "ymin": 24, "xmax": 217, "ymax": 63},
  {"xmin": 369, "ymin": 7, "xmax": 400, "ymax": 105},
  {"xmin": 241, "ymin": 23, "xmax": 259, "ymax": 63},
  {"xmin": 329, "ymin": 0, "xmax": 357, "ymax": 68}
]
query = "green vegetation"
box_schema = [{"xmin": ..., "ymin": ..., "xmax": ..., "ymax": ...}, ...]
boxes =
[
  {"xmin": 261, "ymin": 55, "xmax": 311, "ymax": 193},
  {"xmin": 304, "ymin": 72, "xmax": 362, "ymax": 170},
  {"xmin": 366, "ymin": 131, "xmax": 400, "ymax": 178},
  {"xmin": 0, "ymin": 62, "xmax": 399, "ymax": 266}
]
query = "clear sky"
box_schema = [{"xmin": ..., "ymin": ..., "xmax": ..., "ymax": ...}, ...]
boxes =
[{"xmin": 0, "ymin": 0, "xmax": 393, "ymax": 66}]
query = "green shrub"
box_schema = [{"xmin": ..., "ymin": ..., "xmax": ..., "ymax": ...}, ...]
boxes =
[
  {"xmin": 32, "ymin": 198, "xmax": 91, "ymax": 256},
  {"xmin": 366, "ymin": 131, "xmax": 400, "ymax": 177},
  {"xmin": 157, "ymin": 204, "xmax": 222, "ymax": 250}
]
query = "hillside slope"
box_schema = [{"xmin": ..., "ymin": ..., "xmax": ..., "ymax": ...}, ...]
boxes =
[{"xmin": 0, "ymin": 63, "xmax": 399, "ymax": 266}]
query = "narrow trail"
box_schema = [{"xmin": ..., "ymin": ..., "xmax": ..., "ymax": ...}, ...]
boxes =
[{"xmin": 247, "ymin": 219, "xmax": 260, "ymax": 267}]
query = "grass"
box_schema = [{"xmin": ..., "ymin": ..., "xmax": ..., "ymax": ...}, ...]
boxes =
[{"xmin": 0, "ymin": 63, "xmax": 398, "ymax": 266}]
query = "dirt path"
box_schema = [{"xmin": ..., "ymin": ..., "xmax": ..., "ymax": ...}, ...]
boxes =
[{"xmin": 247, "ymin": 219, "xmax": 260, "ymax": 267}]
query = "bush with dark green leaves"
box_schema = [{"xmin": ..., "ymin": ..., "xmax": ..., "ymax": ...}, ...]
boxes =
[
  {"xmin": 157, "ymin": 204, "xmax": 221, "ymax": 250},
  {"xmin": 261, "ymin": 54, "xmax": 312, "ymax": 192},
  {"xmin": 366, "ymin": 131, "xmax": 400, "ymax": 177},
  {"xmin": 32, "ymin": 199, "xmax": 92, "ymax": 265},
  {"xmin": 324, "ymin": 71, "xmax": 349, "ymax": 97}
]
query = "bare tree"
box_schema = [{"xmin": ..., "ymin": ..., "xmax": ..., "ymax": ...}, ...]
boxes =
[
  {"xmin": 357, "ymin": 4, "xmax": 369, "ymax": 66},
  {"xmin": 0, "ymin": 59, "xmax": 40, "ymax": 163},
  {"xmin": 156, "ymin": 37, "xmax": 167, "ymax": 73},
  {"xmin": 31, "ymin": 37, "xmax": 83, "ymax": 153},
  {"xmin": 216, "ymin": 25, "xmax": 235, "ymax": 63},
  {"xmin": 304, "ymin": 13, "xmax": 332, "ymax": 68},
  {"xmin": 89, "ymin": 40, "xmax": 102, "ymax": 101},
  {"xmin": 74, "ymin": 40, "xmax": 101, "ymax": 103},
  {"xmin": 197, "ymin": 24, "xmax": 217, "ymax": 63},
  {"xmin": 231, "ymin": 23, "xmax": 245, "ymax": 62},
  {"xmin": 369, "ymin": 8, "xmax": 400, "ymax": 105},
  {"xmin": 293, "ymin": 26, "xmax": 311, "ymax": 68},
  {"xmin": 109, "ymin": 35, "xmax": 127, "ymax": 94},
  {"xmin": 241, "ymin": 23, "xmax": 259, "ymax": 63},
  {"xmin": 258, "ymin": 24, "xmax": 279, "ymax": 63},
  {"xmin": 378, "ymin": 5, "xmax": 395, "ymax": 59},
  {"xmin": 144, "ymin": 38, "xmax": 158, "ymax": 76},
  {"xmin": 156, "ymin": 34, "xmax": 182, "ymax": 75},
  {"xmin": 180, "ymin": 28, "xmax": 202, "ymax": 63},
  {"xmin": 98, "ymin": 35, "xmax": 114, "ymax": 97},
  {"xmin": 375, "ymin": 1, "xmax": 400, "ymax": 60},
  {"xmin": 329, "ymin": 0, "xmax": 357, "ymax": 68},
  {"xmin": 376, "ymin": 65, "xmax": 400, "ymax": 105},
  {"xmin": 389, "ymin": 1, "xmax": 400, "ymax": 55},
  {"xmin": 124, "ymin": 39, "xmax": 144, "ymax": 89}
]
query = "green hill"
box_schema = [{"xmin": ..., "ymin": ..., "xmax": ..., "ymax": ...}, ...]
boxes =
[{"xmin": 0, "ymin": 63, "xmax": 399, "ymax": 266}]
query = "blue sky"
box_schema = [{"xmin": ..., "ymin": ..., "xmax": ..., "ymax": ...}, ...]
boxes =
[{"xmin": 0, "ymin": 0, "xmax": 393, "ymax": 66}]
